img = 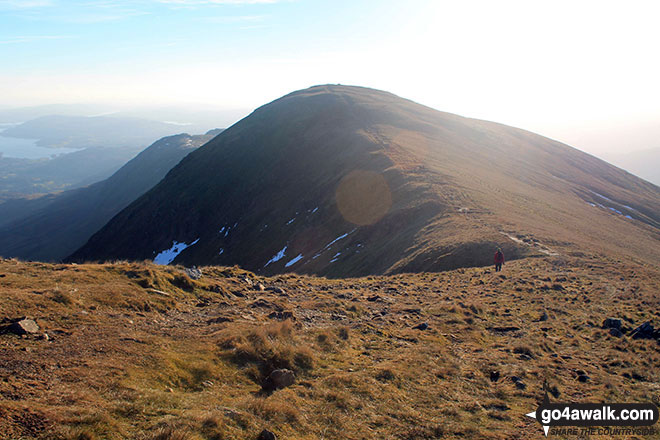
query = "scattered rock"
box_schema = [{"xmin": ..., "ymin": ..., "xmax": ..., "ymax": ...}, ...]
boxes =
[
  {"xmin": 602, "ymin": 318, "xmax": 622, "ymax": 330},
  {"xmin": 609, "ymin": 328, "xmax": 623, "ymax": 338},
  {"xmin": 257, "ymin": 429, "xmax": 277, "ymax": 440},
  {"xmin": 257, "ymin": 283, "xmax": 266, "ymax": 291},
  {"xmin": 539, "ymin": 311, "xmax": 549, "ymax": 322},
  {"xmin": 268, "ymin": 310, "xmax": 295, "ymax": 321},
  {"xmin": 184, "ymin": 266, "xmax": 203, "ymax": 280},
  {"xmin": 7, "ymin": 318, "xmax": 40, "ymax": 335},
  {"xmin": 207, "ymin": 316, "xmax": 232, "ymax": 324},
  {"xmin": 510, "ymin": 376, "xmax": 526, "ymax": 389},
  {"xmin": 266, "ymin": 286, "xmax": 286, "ymax": 294},
  {"xmin": 490, "ymin": 371, "xmax": 500, "ymax": 382},
  {"xmin": 577, "ymin": 374, "xmax": 590, "ymax": 383},
  {"xmin": 412, "ymin": 322, "xmax": 429, "ymax": 331},
  {"xmin": 630, "ymin": 321, "xmax": 655, "ymax": 340},
  {"xmin": 263, "ymin": 369, "xmax": 295, "ymax": 392},
  {"xmin": 367, "ymin": 295, "xmax": 381, "ymax": 302}
]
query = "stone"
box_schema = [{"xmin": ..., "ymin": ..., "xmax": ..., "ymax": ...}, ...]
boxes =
[
  {"xmin": 577, "ymin": 374, "xmax": 590, "ymax": 383},
  {"xmin": 630, "ymin": 321, "xmax": 654, "ymax": 339},
  {"xmin": 490, "ymin": 371, "xmax": 500, "ymax": 382},
  {"xmin": 7, "ymin": 318, "xmax": 39, "ymax": 335},
  {"xmin": 602, "ymin": 318, "xmax": 622, "ymax": 330},
  {"xmin": 257, "ymin": 429, "xmax": 277, "ymax": 440},
  {"xmin": 539, "ymin": 311, "xmax": 549, "ymax": 321},
  {"xmin": 257, "ymin": 283, "xmax": 266, "ymax": 291},
  {"xmin": 609, "ymin": 328, "xmax": 623, "ymax": 337},
  {"xmin": 184, "ymin": 266, "xmax": 203, "ymax": 280},
  {"xmin": 263, "ymin": 369, "xmax": 295, "ymax": 392},
  {"xmin": 413, "ymin": 322, "xmax": 429, "ymax": 330}
]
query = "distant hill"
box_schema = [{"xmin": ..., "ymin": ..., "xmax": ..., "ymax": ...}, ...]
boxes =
[
  {"xmin": 0, "ymin": 131, "xmax": 219, "ymax": 261},
  {"xmin": 69, "ymin": 85, "xmax": 660, "ymax": 275},
  {"xmin": 0, "ymin": 114, "xmax": 214, "ymax": 198},
  {"xmin": 2, "ymin": 114, "xmax": 208, "ymax": 149}
]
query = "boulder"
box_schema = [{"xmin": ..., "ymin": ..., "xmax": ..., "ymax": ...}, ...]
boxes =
[
  {"xmin": 257, "ymin": 430, "xmax": 277, "ymax": 440},
  {"xmin": 7, "ymin": 318, "xmax": 39, "ymax": 335},
  {"xmin": 413, "ymin": 322, "xmax": 429, "ymax": 331},
  {"xmin": 630, "ymin": 321, "xmax": 654, "ymax": 340},
  {"xmin": 609, "ymin": 328, "xmax": 623, "ymax": 338},
  {"xmin": 602, "ymin": 318, "xmax": 622, "ymax": 330},
  {"xmin": 263, "ymin": 369, "xmax": 295, "ymax": 392}
]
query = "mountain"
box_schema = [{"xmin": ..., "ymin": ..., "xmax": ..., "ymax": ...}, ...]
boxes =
[
  {"xmin": 69, "ymin": 85, "xmax": 660, "ymax": 275},
  {"xmin": 0, "ymin": 131, "xmax": 219, "ymax": 261}
]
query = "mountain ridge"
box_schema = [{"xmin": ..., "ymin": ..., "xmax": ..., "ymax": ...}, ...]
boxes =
[{"xmin": 69, "ymin": 85, "xmax": 660, "ymax": 275}]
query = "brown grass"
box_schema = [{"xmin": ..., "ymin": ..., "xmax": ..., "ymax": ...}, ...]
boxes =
[{"xmin": 0, "ymin": 256, "xmax": 659, "ymax": 439}]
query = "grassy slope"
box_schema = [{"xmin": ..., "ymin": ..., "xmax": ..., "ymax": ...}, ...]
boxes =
[{"xmin": 1, "ymin": 256, "xmax": 659, "ymax": 439}]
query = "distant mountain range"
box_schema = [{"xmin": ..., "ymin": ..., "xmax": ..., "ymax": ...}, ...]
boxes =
[
  {"xmin": 0, "ymin": 115, "xmax": 214, "ymax": 199},
  {"xmin": 0, "ymin": 131, "xmax": 221, "ymax": 261},
  {"xmin": 68, "ymin": 85, "xmax": 660, "ymax": 276}
]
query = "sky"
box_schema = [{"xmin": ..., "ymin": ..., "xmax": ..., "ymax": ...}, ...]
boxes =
[{"xmin": 1, "ymin": 0, "xmax": 659, "ymax": 156}]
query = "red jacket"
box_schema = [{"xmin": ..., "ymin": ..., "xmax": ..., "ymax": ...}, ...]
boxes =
[{"xmin": 494, "ymin": 251, "xmax": 504, "ymax": 264}]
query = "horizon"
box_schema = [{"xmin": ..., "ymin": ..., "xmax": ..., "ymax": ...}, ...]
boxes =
[{"xmin": 1, "ymin": 0, "xmax": 659, "ymax": 157}]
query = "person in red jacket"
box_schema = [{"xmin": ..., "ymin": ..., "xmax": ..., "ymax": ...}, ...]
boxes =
[{"xmin": 494, "ymin": 248, "xmax": 504, "ymax": 272}]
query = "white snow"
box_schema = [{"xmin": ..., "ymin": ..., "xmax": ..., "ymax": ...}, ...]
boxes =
[
  {"xmin": 224, "ymin": 229, "xmax": 229, "ymax": 237},
  {"xmin": 587, "ymin": 202, "xmax": 596, "ymax": 207},
  {"xmin": 218, "ymin": 227, "xmax": 225, "ymax": 234},
  {"xmin": 311, "ymin": 207, "xmax": 319, "ymax": 213},
  {"xmin": 286, "ymin": 217, "xmax": 296, "ymax": 225},
  {"xmin": 625, "ymin": 215, "xmax": 633, "ymax": 219},
  {"xmin": 590, "ymin": 190, "xmax": 613, "ymax": 202},
  {"xmin": 264, "ymin": 246, "xmax": 287, "ymax": 267},
  {"xmin": 608, "ymin": 207, "xmax": 623, "ymax": 215},
  {"xmin": 218, "ymin": 248, "xmax": 224, "ymax": 255},
  {"xmin": 154, "ymin": 238, "xmax": 199, "ymax": 265},
  {"xmin": 285, "ymin": 254, "xmax": 303, "ymax": 267},
  {"xmin": 312, "ymin": 229, "xmax": 357, "ymax": 259}
]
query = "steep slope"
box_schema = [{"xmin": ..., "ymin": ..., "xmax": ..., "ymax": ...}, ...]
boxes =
[
  {"xmin": 70, "ymin": 85, "xmax": 660, "ymax": 275},
  {"xmin": 0, "ymin": 131, "xmax": 220, "ymax": 261}
]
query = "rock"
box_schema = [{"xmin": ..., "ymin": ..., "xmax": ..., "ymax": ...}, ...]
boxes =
[
  {"xmin": 539, "ymin": 311, "xmax": 549, "ymax": 321},
  {"xmin": 257, "ymin": 429, "xmax": 277, "ymax": 440},
  {"xmin": 490, "ymin": 371, "xmax": 500, "ymax": 382},
  {"xmin": 268, "ymin": 310, "xmax": 294, "ymax": 321},
  {"xmin": 609, "ymin": 328, "xmax": 623, "ymax": 338},
  {"xmin": 184, "ymin": 266, "xmax": 203, "ymax": 280},
  {"xmin": 577, "ymin": 374, "xmax": 590, "ymax": 383},
  {"xmin": 630, "ymin": 321, "xmax": 654, "ymax": 339},
  {"xmin": 7, "ymin": 318, "xmax": 39, "ymax": 335},
  {"xmin": 602, "ymin": 318, "xmax": 622, "ymax": 330},
  {"xmin": 257, "ymin": 283, "xmax": 266, "ymax": 291},
  {"xmin": 263, "ymin": 369, "xmax": 295, "ymax": 392},
  {"xmin": 510, "ymin": 376, "xmax": 526, "ymax": 389},
  {"xmin": 267, "ymin": 286, "xmax": 286, "ymax": 294},
  {"xmin": 413, "ymin": 322, "xmax": 429, "ymax": 331}
]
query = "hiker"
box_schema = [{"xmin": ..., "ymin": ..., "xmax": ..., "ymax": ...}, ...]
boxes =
[{"xmin": 494, "ymin": 248, "xmax": 504, "ymax": 272}]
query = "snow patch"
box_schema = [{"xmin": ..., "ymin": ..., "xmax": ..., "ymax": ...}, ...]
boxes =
[
  {"xmin": 285, "ymin": 254, "xmax": 303, "ymax": 267},
  {"xmin": 154, "ymin": 238, "xmax": 199, "ymax": 265},
  {"xmin": 264, "ymin": 246, "xmax": 287, "ymax": 267},
  {"xmin": 311, "ymin": 207, "xmax": 319, "ymax": 213},
  {"xmin": 218, "ymin": 248, "xmax": 224, "ymax": 255},
  {"xmin": 286, "ymin": 217, "xmax": 296, "ymax": 225}
]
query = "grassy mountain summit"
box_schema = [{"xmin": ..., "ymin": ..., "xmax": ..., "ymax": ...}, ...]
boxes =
[
  {"xmin": 0, "ymin": 132, "xmax": 219, "ymax": 262},
  {"xmin": 69, "ymin": 85, "xmax": 660, "ymax": 275}
]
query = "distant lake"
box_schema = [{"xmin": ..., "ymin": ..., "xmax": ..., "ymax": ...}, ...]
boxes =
[{"xmin": 0, "ymin": 125, "xmax": 82, "ymax": 159}]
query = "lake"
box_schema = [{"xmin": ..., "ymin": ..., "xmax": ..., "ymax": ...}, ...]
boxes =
[{"xmin": 0, "ymin": 125, "xmax": 82, "ymax": 159}]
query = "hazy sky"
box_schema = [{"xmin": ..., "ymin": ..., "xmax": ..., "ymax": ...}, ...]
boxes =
[{"xmin": 1, "ymin": 0, "xmax": 659, "ymax": 155}]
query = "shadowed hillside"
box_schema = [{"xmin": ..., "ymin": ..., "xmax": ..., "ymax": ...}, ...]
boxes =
[
  {"xmin": 0, "ymin": 132, "xmax": 220, "ymax": 262},
  {"xmin": 69, "ymin": 85, "xmax": 660, "ymax": 276}
]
